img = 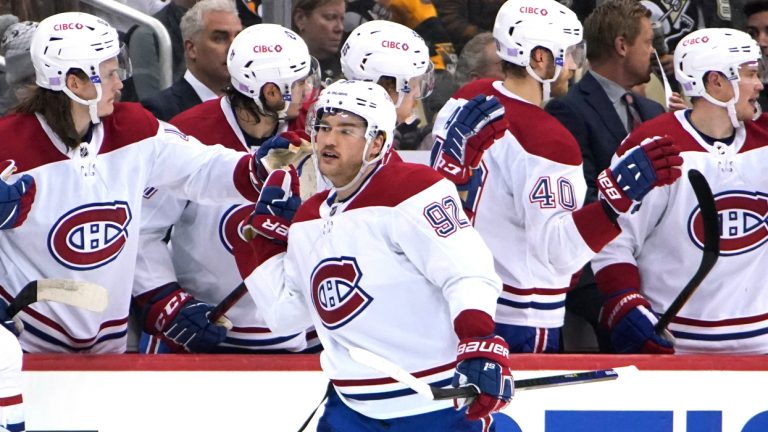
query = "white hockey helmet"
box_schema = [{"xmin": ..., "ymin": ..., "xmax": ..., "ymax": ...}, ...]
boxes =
[
  {"xmin": 493, "ymin": 0, "xmax": 584, "ymax": 99},
  {"xmin": 310, "ymin": 79, "xmax": 397, "ymax": 190},
  {"xmin": 340, "ymin": 20, "xmax": 434, "ymax": 107},
  {"xmin": 675, "ymin": 28, "xmax": 762, "ymax": 126},
  {"xmin": 227, "ymin": 23, "xmax": 320, "ymax": 118},
  {"xmin": 30, "ymin": 12, "xmax": 129, "ymax": 123}
]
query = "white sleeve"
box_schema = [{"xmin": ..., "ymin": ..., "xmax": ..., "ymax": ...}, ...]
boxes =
[
  {"xmin": 243, "ymin": 250, "xmax": 313, "ymax": 335},
  {"xmin": 132, "ymin": 188, "xmax": 188, "ymax": 296},
  {"xmin": 391, "ymin": 178, "xmax": 501, "ymax": 321},
  {"xmin": 145, "ymin": 122, "xmax": 251, "ymax": 205}
]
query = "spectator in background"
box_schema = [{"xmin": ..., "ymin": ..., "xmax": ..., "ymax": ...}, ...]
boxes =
[
  {"xmin": 141, "ymin": 0, "xmax": 241, "ymax": 121},
  {"xmin": 545, "ymin": 0, "xmax": 666, "ymax": 352},
  {"xmin": 432, "ymin": 0, "xmax": 504, "ymax": 54},
  {"xmin": 453, "ymin": 32, "xmax": 503, "ymax": 88},
  {"xmin": 292, "ymin": 0, "xmax": 345, "ymax": 84},
  {"xmin": 744, "ymin": 0, "xmax": 768, "ymax": 108},
  {"xmin": 127, "ymin": 0, "xmax": 199, "ymax": 101},
  {"xmin": 0, "ymin": 18, "xmax": 37, "ymax": 115}
]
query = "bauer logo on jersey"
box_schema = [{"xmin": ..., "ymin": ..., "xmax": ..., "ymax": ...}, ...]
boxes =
[
  {"xmin": 688, "ymin": 191, "xmax": 768, "ymax": 256},
  {"xmin": 310, "ymin": 257, "xmax": 373, "ymax": 329},
  {"xmin": 220, "ymin": 204, "xmax": 253, "ymax": 253},
  {"xmin": 48, "ymin": 201, "xmax": 132, "ymax": 270}
]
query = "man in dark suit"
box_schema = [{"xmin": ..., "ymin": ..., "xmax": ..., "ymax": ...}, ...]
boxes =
[
  {"xmin": 545, "ymin": 0, "xmax": 666, "ymax": 352},
  {"xmin": 142, "ymin": 0, "xmax": 241, "ymax": 121}
]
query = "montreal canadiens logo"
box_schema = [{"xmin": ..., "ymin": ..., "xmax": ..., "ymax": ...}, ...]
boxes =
[
  {"xmin": 688, "ymin": 191, "xmax": 768, "ymax": 256},
  {"xmin": 310, "ymin": 257, "xmax": 372, "ymax": 329},
  {"xmin": 48, "ymin": 201, "xmax": 132, "ymax": 270},
  {"xmin": 219, "ymin": 204, "xmax": 253, "ymax": 253}
]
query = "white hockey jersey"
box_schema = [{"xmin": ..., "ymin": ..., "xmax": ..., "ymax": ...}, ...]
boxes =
[
  {"xmin": 241, "ymin": 160, "xmax": 501, "ymax": 419},
  {"xmin": 592, "ymin": 110, "xmax": 768, "ymax": 354},
  {"xmin": 0, "ymin": 103, "xmax": 258, "ymax": 353},
  {"xmin": 436, "ymin": 79, "xmax": 620, "ymax": 329},
  {"xmin": 135, "ymin": 97, "xmax": 307, "ymax": 352}
]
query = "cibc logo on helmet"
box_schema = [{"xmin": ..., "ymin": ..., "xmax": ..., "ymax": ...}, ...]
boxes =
[
  {"xmin": 381, "ymin": 40, "xmax": 409, "ymax": 51},
  {"xmin": 682, "ymin": 35, "xmax": 710, "ymax": 46},
  {"xmin": 253, "ymin": 44, "xmax": 283, "ymax": 53},
  {"xmin": 53, "ymin": 22, "xmax": 85, "ymax": 31},
  {"xmin": 520, "ymin": 6, "xmax": 548, "ymax": 15}
]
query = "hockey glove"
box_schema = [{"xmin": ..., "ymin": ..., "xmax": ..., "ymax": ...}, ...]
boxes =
[
  {"xmin": 452, "ymin": 335, "xmax": 514, "ymax": 423},
  {"xmin": 0, "ymin": 160, "xmax": 35, "ymax": 230},
  {"xmin": 598, "ymin": 135, "xmax": 682, "ymax": 215},
  {"xmin": 250, "ymin": 132, "xmax": 311, "ymax": 193},
  {"xmin": 431, "ymin": 95, "xmax": 506, "ymax": 185},
  {"xmin": 599, "ymin": 288, "xmax": 675, "ymax": 354},
  {"xmin": 137, "ymin": 283, "xmax": 229, "ymax": 353},
  {"xmin": 243, "ymin": 167, "xmax": 301, "ymax": 244}
]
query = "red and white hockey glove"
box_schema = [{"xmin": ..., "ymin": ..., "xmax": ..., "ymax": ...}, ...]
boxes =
[
  {"xmin": 598, "ymin": 135, "xmax": 682, "ymax": 215},
  {"xmin": 431, "ymin": 95, "xmax": 507, "ymax": 185},
  {"xmin": 135, "ymin": 283, "xmax": 229, "ymax": 353},
  {"xmin": 0, "ymin": 160, "xmax": 35, "ymax": 230},
  {"xmin": 599, "ymin": 288, "xmax": 675, "ymax": 354},
  {"xmin": 243, "ymin": 167, "xmax": 301, "ymax": 244},
  {"xmin": 452, "ymin": 335, "xmax": 514, "ymax": 426}
]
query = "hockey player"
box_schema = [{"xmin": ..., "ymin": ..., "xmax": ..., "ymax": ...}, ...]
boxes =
[
  {"xmin": 234, "ymin": 79, "xmax": 511, "ymax": 431},
  {"xmin": 430, "ymin": 0, "xmax": 684, "ymax": 353},
  {"xmin": 0, "ymin": 326, "xmax": 23, "ymax": 432},
  {"xmin": 0, "ymin": 12, "xmax": 267, "ymax": 353},
  {"xmin": 340, "ymin": 19, "xmax": 434, "ymax": 149},
  {"xmin": 592, "ymin": 28, "xmax": 768, "ymax": 354},
  {"xmin": 135, "ymin": 23, "xmax": 321, "ymax": 353}
]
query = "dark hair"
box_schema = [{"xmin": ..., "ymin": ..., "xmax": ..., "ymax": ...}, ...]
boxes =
[
  {"xmin": 291, "ymin": 0, "xmax": 338, "ymax": 32},
  {"xmin": 224, "ymin": 85, "xmax": 275, "ymax": 124},
  {"xmin": 11, "ymin": 69, "xmax": 89, "ymax": 150},
  {"xmin": 744, "ymin": 0, "xmax": 768, "ymax": 17},
  {"xmin": 584, "ymin": 0, "xmax": 651, "ymax": 64}
]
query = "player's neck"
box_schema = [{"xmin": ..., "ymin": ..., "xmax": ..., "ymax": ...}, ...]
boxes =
[
  {"xmin": 690, "ymin": 104, "xmax": 735, "ymax": 139},
  {"xmin": 70, "ymin": 104, "xmax": 93, "ymax": 140},
  {"xmin": 234, "ymin": 105, "xmax": 277, "ymax": 139},
  {"xmin": 502, "ymin": 76, "xmax": 543, "ymax": 106}
]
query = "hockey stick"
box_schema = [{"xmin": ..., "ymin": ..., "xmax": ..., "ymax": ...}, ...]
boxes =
[
  {"xmin": 348, "ymin": 348, "xmax": 636, "ymax": 401},
  {"xmin": 654, "ymin": 169, "xmax": 720, "ymax": 335},
  {"xmin": 6, "ymin": 279, "xmax": 108, "ymax": 318},
  {"xmin": 208, "ymin": 282, "xmax": 247, "ymax": 323}
]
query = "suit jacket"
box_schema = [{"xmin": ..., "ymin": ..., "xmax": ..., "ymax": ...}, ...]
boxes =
[
  {"xmin": 141, "ymin": 78, "xmax": 202, "ymax": 122},
  {"xmin": 546, "ymin": 71, "xmax": 665, "ymax": 202}
]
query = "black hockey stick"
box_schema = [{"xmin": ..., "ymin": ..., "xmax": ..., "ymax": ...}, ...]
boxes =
[
  {"xmin": 349, "ymin": 348, "xmax": 635, "ymax": 401},
  {"xmin": 654, "ymin": 169, "xmax": 720, "ymax": 335},
  {"xmin": 208, "ymin": 282, "xmax": 247, "ymax": 323},
  {"xmin": 6, "ymin": 279, "xmax": 108, "ymax": 318}
]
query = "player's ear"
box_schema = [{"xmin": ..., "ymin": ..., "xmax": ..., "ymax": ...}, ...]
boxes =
[{"xmin": 368, "ymin": 132, "xmax": 386, "ymax": 160}]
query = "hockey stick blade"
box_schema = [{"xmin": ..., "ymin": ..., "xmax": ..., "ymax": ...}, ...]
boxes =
[
  {"xmin": 655, "ymin": 169, "xmax": 720, "ymax": 334},
  {"xmin": 349, "ymin": 348, "xmax": 634, "ymax": 401},
  {"xmin": 6, "ymin": 279, "xmax": 108, "ymax": 318}
]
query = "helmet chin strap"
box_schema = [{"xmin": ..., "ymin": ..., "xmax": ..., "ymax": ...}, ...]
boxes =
[
  {"xmin": 525, "ymin": 63, "xmax": 561, "ymax": 104},
  {"xmin": 701, "ymin": 81, "xmax": 742, "ymax": 129},
  {"xmin": 62, "ymin": 83, "xmax": 103, "ymax": 125}
]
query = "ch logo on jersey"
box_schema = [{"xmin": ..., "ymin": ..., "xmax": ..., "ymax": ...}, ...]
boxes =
[
  {"xmin": 48, "ymin": 201, "xmax": 132, "ymax": 270},
  {"xmin": 220, "ymin": 204, "xmax": 254, "ymax": 253},
  {"xmin": 688, "ymin": 191, "xmax": 768, "ymax": 256},
  {"xmin": 310, "ymin": 257, "xmax": 372, "ymax": 329}
]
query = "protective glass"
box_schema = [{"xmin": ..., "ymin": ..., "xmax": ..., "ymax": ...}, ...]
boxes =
[
  {"xmin": 562, "ymin": 40, "xmax": 586, "ymax": 70},
  {"xmin": 116, "ymin": 44, "xmax": 132, "ymax": 80},
  {"xmin": 311, "ymin": 108, "xmax": 368, "ymax": 141},
  {"xmin": 402, "ymin": 61, "xmax": 435, "ymax": 100},
  {"xmin": 286, "ymin": 57, "xmax": 322, "ymax": 104}
]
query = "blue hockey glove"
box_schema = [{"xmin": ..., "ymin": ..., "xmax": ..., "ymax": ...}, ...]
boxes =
[
  {"xmin": 137, "ymin": 283, "xmax": 228, "ymax": 353},
  {"xmin": 431, "ymin": 95, "xmax": 506, "ymax": 185},
  {"xmin": 0, "ymin": 160, "xmax": 35, "ymax": 230},
  {"xmin": 599, "ymin": 288, "xmax": 675, "ymax": 354},
  {"xmin": 598, "ymin": 135, "xmax": 682, "ymax": 215},
  {"xmin": 452, "ymin": 335, "xmax": 514, "ymax": 423},
  {"xmin": 249, "ymin": 131, "xmax": 305, "ymax": 192},
  {"xmin": 243, "ymin": 167, "xmax": 301, "ymax": 244}
]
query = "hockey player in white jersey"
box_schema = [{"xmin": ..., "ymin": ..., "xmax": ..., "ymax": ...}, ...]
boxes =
[
  {"xmin": 340, "ymin": 19, "xmax": 434, "ymax": 149},
  {"xmin": 0, "ymin": 12, "xmax": 269, "ymax": 353},
  {"xmin": 592, "ymin": 28, "xmax": 768, "ymax": 354},
  {"xmin": 234, "ymin": 79, "xmax": 512, "ymax": 431},
  {"xmin": 134, "ymin": 23, "xmax": 320, "ymax": 353},
  {"xmin": 430, "ymin": 0, "xmax": 684, "ymax": 353}
]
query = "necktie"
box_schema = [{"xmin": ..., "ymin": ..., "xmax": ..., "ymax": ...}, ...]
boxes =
[{"xmin": 622, "ymin": 92, "xmax": 642, "ymax": 132}]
